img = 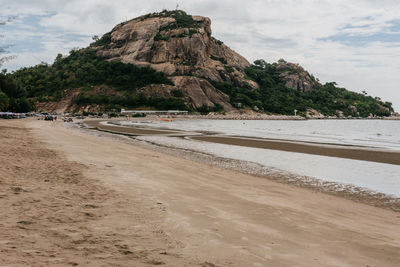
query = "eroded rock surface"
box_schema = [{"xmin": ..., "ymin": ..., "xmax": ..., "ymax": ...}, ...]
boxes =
[
  {"xmin": 276, "ymin": 61, "xmax": 320, "ymax": 92},
  {"xmin": 94, "ymin": 10, "xmax": 252, "ymax": 109}
]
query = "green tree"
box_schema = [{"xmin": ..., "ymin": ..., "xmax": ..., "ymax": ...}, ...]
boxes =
[{"xmin": 0, "ymin": 91, "xmax": 9, "ymax": 111}]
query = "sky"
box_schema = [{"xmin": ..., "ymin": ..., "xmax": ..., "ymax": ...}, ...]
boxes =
[{"xmin": 1, "ymin": 0, "xmax": 400, "ymax": 111}]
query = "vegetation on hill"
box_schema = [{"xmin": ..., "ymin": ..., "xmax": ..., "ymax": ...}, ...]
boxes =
[
  {"xmin": 0, "ymin": 73, "xmax": 32, "ymax": 112},
  {"xmin": 142, "ymin": 10, "xmax": 200, "ymax": 30},
  {"xmin": 146, "ymin": 10, "xmax": 201, "ymax": 45},
  {"xmin": 91, "ymin": 32, "xmax": 112, "ymax": 48},
  {"xmin": 12, "ymin": 49, "xmax": 172, "ymax": 97},
  {"xmin": 211, "ymin": 60, "xmax": 393, "ymax": 117},
  {"xmin": 6, "ymin": 49, "xmax": 189, "ymax": 111},
  {"xmin": 2, "ymin": 51, "xmax": 394, "ymax": 116},
  {"xmin": 75, "ymin": 93, "xmax": 187, "ymax": 111}
]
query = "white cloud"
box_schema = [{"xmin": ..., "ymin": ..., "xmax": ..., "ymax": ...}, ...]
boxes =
[{"xmin": 1, "ymin": 0, "xmax": 400, "ymax": 110}]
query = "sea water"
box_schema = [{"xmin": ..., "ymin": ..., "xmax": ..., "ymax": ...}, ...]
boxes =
[
  {"xmin": 123, "ymin": 119, "xmax": 400, "ymax": 150},
  {"xmin": 121, "ymin": 119, "xmax": 400, "ymax": 197}
]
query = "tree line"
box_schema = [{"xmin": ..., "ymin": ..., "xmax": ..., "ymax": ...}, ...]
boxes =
[
  {"xmin": 212, "ymin": 60, "xmax": 393, "ymax": 117},
  {"xmin": 1, "ymin": 40, "xmax": 394, "ymax": 116}
]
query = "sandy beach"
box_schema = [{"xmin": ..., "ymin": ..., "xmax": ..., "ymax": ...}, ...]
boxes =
[{"xmin": 1, "ymin": 118, "xmax": 400, "ymax": 266}]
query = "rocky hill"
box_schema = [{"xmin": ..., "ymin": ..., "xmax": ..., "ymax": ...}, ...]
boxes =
[
  {"xmin": 275, "ymin": 59, "xmax": 320, "ymax": 92},
  {"xmin": 92, "ymin": 10, "xmax": 258, "ymax": 111},
  {"xmin": 3, "ymin": 10, "xmax": 394, "ymax": 117}
]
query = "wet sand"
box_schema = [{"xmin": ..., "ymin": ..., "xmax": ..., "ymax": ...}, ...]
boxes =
[
  {"xmin": 86, "ymin": 120, "xmax": 400, "ymax": 165},
  {"xmin": 192, "ymin": 136, "xmax": 400, "ymax": 165},
  {"xmin": 2, "ymin": 118, "xmax": 399, "ymax": 266},
  {"xmin": 85, "ymin": 120, "xmax": 181, "ymax": 135}
]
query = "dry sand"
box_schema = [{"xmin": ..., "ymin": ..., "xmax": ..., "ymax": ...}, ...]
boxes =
[{"xmin": 1, "ymin": 118, "xmax": 400, "ymax": 266}]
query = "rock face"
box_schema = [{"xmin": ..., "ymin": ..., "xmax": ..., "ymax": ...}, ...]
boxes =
[
  {"xmin": 171, "ymin": 76, "xmax": 232, "ymax": 110},
  {"xmin": 306, "ymin": 108, "xmax": 325, "ymax": 119},
  {"xmin": 91, "ymin": 10, "xmax": 325, "ymax": 111},
  {"xmin": 276, "ymin": 60, "xmax": 320, "ymax": 92},
  {"xmin": 94, "ymin": 10, "xmax": 252, "ymax": 110}
]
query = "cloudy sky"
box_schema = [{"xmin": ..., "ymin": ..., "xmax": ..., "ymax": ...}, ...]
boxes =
[{"xmin": 1, "ymin": 0, "xmax": 400, "ymax": 111}]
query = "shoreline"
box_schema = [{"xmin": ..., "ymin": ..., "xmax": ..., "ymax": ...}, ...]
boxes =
[
  {"xmin": 85, "ymin": 120, "xmax": 400, "ymax": 165},
  {"xmin": 80, "ymin": 119, "xmax": 400, "ymax": 211},
  {"xmin": 153, "ymin": 113, "xmax": 400, "ymax": 120}
]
